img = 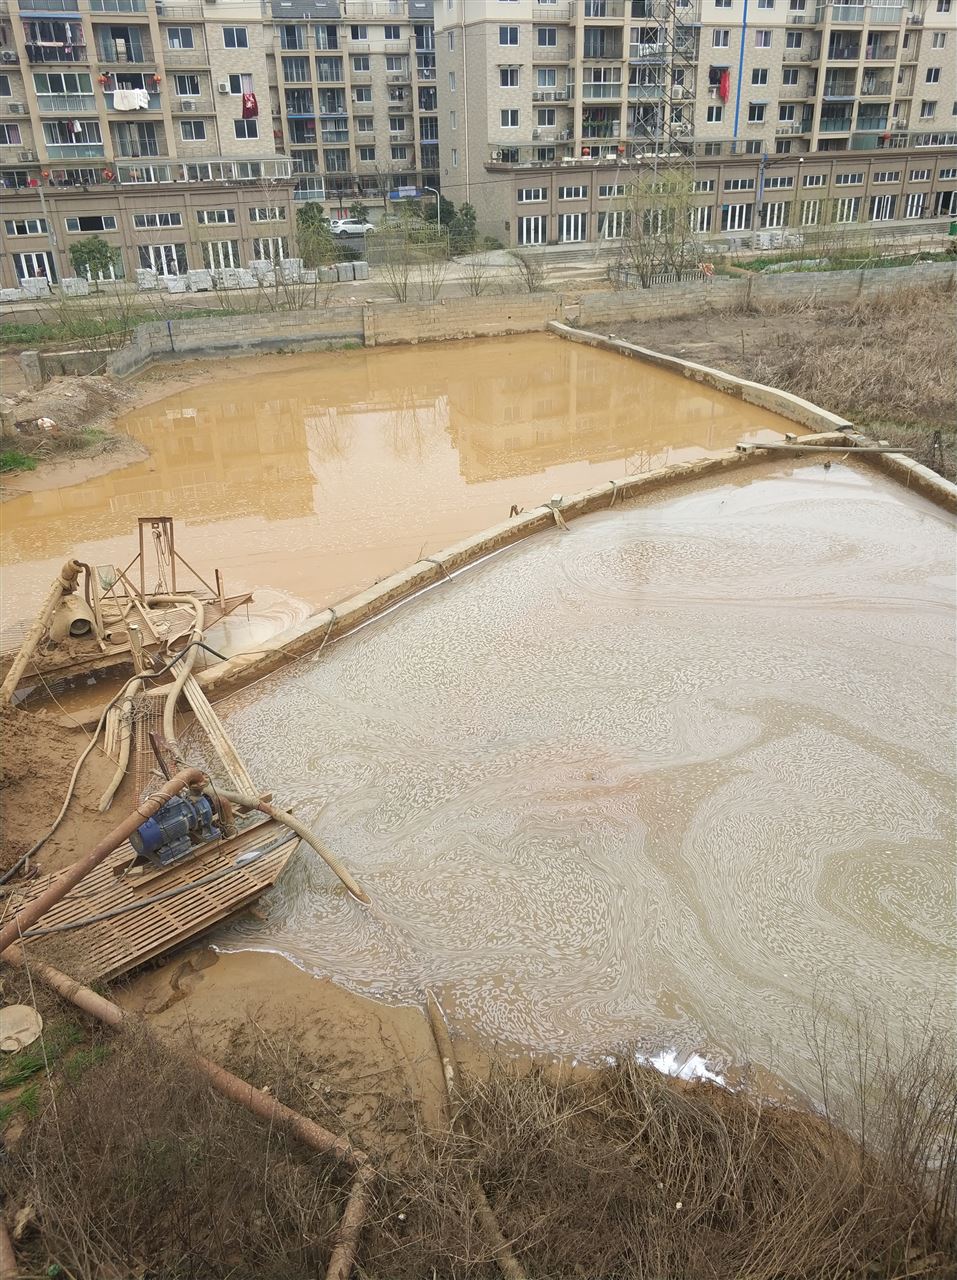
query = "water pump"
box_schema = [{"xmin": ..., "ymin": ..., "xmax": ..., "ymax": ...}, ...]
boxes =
[{"xmin": 130, "ymin": 791, "xmax": 221, "ymax": 868}]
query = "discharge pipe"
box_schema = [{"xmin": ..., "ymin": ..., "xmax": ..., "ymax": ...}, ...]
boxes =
[
  {"xmin": 0, "ymin": 767, "xmax": 206, "ymax": 956},
  {"xmin": 0, "ymin": 560, "xmax": 83, "ymax": 706}
]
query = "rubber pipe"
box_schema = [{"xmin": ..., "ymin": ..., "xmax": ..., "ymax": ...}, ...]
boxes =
[
  {"xmin": 0, "ymin": 767, "xmax": 207, "ymax": 956},
  {"xmin": 218, "ymin": 789, "xmax": 370, "ymax": 905},
  {"xmin": 0, "ymin": 560, "xmax": 83, "ymax": 706},
  {"xmin": 98, "ymin": 677, "xmax": 143, "ymax": 812},
  {"xmin": 148, "ymin": 593, "xmax": 204, "ymax": 746},
  {"xmin": 325, "ymin": 1163, "xmax": 377, "ymax": 1280},
  {"xmin": 0, "ymin": 944, "xmax": 370, "ymax": 1172}
]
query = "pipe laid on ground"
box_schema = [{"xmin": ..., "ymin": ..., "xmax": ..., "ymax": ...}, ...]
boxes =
[
  {"xmin": 1, "ymin": 945, "xmax": 370, "ymax": 1173},
  {"xmin": 0, "ymin": 560, "xmax": 83, "ymax": 706},
  {"xmin": 98, "ymin": 677, "xmax": 143, "ymax": 811},
  {"xmin": 219, "ymin": 789, "xmax": 370, "ymax": 905},
  {"xmin": 148, "ymin": 593, "xmax": 204, "ymax": 746},
  {"xmin": 0, "ymin": 767, "xmax": 206, "ymax": 956},
  {"xmin": 325, "ymin": 1163, "xmax": 377, "ymax": 1280}
]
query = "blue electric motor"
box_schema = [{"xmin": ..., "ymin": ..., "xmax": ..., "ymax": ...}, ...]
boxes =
[{"xmin": 130, "ymin": 792, "xmax": 221, "ymax": 868}]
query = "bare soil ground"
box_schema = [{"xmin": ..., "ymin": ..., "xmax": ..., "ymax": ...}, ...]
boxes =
[{"xmin": 604, "ymin": 278, "xmax": 957, "ymax": 479}]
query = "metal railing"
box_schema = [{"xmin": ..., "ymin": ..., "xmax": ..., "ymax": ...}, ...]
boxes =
[
  {"xmin": 35, "ymin": 91, "xmax": 95, "ymax": 110},
  {"xmin": 45, "ymin": 142, "xmax": 106, "ymax": 157},
  {"xmin": 90, "ymin": 0, "xmax": 148, "ymax": 12},
  {"xmin": 106, "ymin": 90, "xmax": 161, "ymax": 110}
]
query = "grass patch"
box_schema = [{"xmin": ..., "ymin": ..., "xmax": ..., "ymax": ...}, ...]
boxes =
[
  {"xmin": 0, "ymin": 1021, "xmax": 83, "ymax": 1088},
  {"xmin": 743, "ymin": 250, "xmax": 953, "ymax": 274},
  {"xmin": 0, "ymin": 449, "xmax": 38, "ymax": 474}
]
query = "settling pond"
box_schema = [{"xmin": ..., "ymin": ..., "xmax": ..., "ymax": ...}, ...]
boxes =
[{"xmin": 216, "ymin": 458, "xmax": 955, "ymax": 1097}]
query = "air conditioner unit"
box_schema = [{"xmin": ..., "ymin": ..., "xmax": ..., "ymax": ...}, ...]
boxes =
[
  {"xmin": 532, "ymin": 127, "xmax": 540, "ymax": 138},
  {"xmin": 19, "ymin": 149, "xmax": 36, "ymax": 161},
  {"xmin": 1, "ymin": 48, "xmax": 20, "ymax": 63},
  {"xmin": 8, "ymin": 102, "xmax": 24, "ymax": 114},
  {"xmin": 180, "ymin": 98, "xmax": 195, "ymax": 110},
  {"xmin": 217, "ymin": 80, "xmax": 230, "ymax": 93},
  {"xmin": 491, "ymin": 148, "xmax": 503, "ymax": 160}
]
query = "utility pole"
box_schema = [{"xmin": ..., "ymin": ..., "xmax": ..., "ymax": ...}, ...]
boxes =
[{"xmin": 35, "ymin": 181, "xmax": 62, "ymax": 280}]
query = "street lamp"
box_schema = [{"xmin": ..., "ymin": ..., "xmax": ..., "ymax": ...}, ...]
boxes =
[{"xmin": 422, "ymin": 185, "xmax": 441, "ymax": 228}]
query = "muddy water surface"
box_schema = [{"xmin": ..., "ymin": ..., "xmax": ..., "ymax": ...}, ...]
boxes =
[
  {"xmin": 217, "ymin": 461, "xmax": 956, "ymax": 1096},
  {"xmin": 1, "ymin": 334, "xmax": 790, "ymax": 635}
]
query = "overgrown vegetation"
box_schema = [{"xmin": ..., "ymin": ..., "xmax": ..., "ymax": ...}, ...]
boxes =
[
  {"xmin": 0, "ymin": 450, "xmax": 38, "ymax": 473},
  {"xmin": 2, "ymin": 1007, "xmax": 954, "ymax": 1279}
]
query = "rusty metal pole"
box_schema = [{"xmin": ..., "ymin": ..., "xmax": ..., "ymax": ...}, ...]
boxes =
[
  {"xmin": 0, "ymin": 767, "xmax": 207, "ymax": 956},
  {"xmin": 0, "ymin": 560, "xmax": 83, "ymax": 706}
]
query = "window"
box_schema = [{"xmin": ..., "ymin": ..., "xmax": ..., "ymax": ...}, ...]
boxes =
[
  {"xmin": 384, "ymin": 24, "xmax": 401, "ymax": 40},
  {"xmin": 223, "ymin": 26, "xmax": 248, "ymax": 49},
  {"xmin": 449, "ymin": 71, "xmax": 456, "ymax": 91},
  {"xmin": 351, "ymin": 24, "xmax": 368, "ymax": 39},
  {"xmin": 692, "ymin": 205, "xmax": 713, "ymax": 232},
  {"xmin": 752, "ymin": 68, "xmax": 768, "ymax": 85},
  {"xmin": 537, "ymin": 27, "xmax": 557, "ymax": 45},
  {"xmin": 3, "ymin": 219, "xmax": 47, "ymax": 236},
  {"xmin": 353, "ymin": 55, "xmax": 370, "ymax": 71},
  {"xmin": 715, "ymin": 0, "xmax": 731, "ymax": 7},
  {"xmin": 932, "ymin": 32, "xmax": 946, "ymax": 48},
  {"xmin": 599, "ymin": 210, "xmax": 627, "ymax": 239},
  {"xmin": 941, "ymin": 168, "xmax": 957, "ymax": 179},
  {"xmin": 937, "ymin": 0, "xmax": 951, "ymax": 10},
  {"xmin": 33, "ymin": 71, "xmax": 92, "ymax": 94},
  {"xmin": 779, "ymin": 104, "xmax": 796, "ymax": 122},
  {"xmin": 754, "ymin": 29, "xmax": 772, "ymax": 46},
  {"xmin": 358, "ymin": 145, "xmax": 375, "ymax": 161},
  {"xmin": 790, "ymin": 0, "xmax": 807, "ymax": 9},
  {"xmin": 760, "ymin": 201, "xmax": 790, "ymax": 228},
  {"xmin": 174, "ymin": 74, "xmax": 200, "ymax": 97},
  {"xmin": 500, "ymin": 25, "xmax": 519, "ymax": 44},
  {"xmin": 724, "ymin": 176, "xmax": 755, "ymax": 191},
  {"xmin": 558, "ymin": 185, "xmax": 588, "ymax": 199},
  {"xmin": 356, "ymin": 116, "xmax": 373, "ymax": 133},
  {"xmin": 450, "ymin": 109, "xmax": 457, "ymax": 129},
  {"xmin": 391, "ymin": 145, "xmax": 408, "ymax": 160},
  {"xmin": 0, "ymin": 76, "xmax": 10, "ymax": 97},
  {"xmin": 252, "ymin": 237, "xmax": 287, "ymax": 261},
  {"xmin": 764, "ymin": 175, "xmax": 793, "ymax": 188},
  {"xmin": 748, "ymin": 103, "xmax": 766, "ymax": 122},
  {"xmin": 558, "ymin": 211, "xmax": 587, "ymax": 241},
  {"xmin": 920, "ymin": 100, "xmax": 937, "ymax": 118},
  {"xmin": 904, "ymin": 191, "xmax": 925, "ymax": 218},
  {"xmin": 744, "ymin": 139, "xmax": 762, "ymax": 153},
  {"xmin": 786, "ymin": 31, "xmax": 802, "ymax": 48},
  {"xmin": 538, "ymin": 108, "xmax": 556, "ymax": 126},
  {"xmin": 598, "ymin": 182, "xmax": 626, "ymax": 197},
  {"xmin": 518, "ymin": 214, "xmax": 547, "ymax": 245},
  {"xmin": 834, "ymin": 171, "xmax": 863, "ymax": 185},
  {"xmin": 707, "ymin": 105, "xmax": 724, "ymax": 122},
  {"xmin": 42, "ymin": 120, "xmax": 100, "ymax": 146},
  {"xmin": 234, "ymin": 118, "xmax": 258, "ymax": 139},
  {"xmin": 782, "ymin": 68, "xmax": 799, "ymax": 85},
  {"xmin": 927, "ymin": 68, "xmax": 941, "ymax": 84},
  {"xmin": 869, "ymin": 194, "xmax": 896, "ymax": 221},
  {"xmin": 354, "ymin": 86, "xmax": 372, "ymax": 103},
  {"xmin": 721, "ymin": 202, "xmax": 753, "ymax": 230},
  {"xmin": 501, "ymin": 67, "xmax": 519, "ymax": 87},
  {"xmin": 0, "ymin": 123, "xmax": 22, "ymax": 146},
  {"xmin": 197, "ymin": 208, "xmax": 236, "ymax": 225},
  {"xmin": 834, "ymin": 195, "xmax": 860, "ymax": 223},
  {"xmin": 64, "ymin": 214, "xmax": 117, "ymax": 231},
  {"xmin": 713, "ymin": 28, "xmax": 730, "ymax": 46},
  {"xmin": 283, "ymin": 56, "xmax": 309, "ymax": 82},
  {"xmin": 703, "ymin": 142, "xmax": 722, "ymax": 155},
  {"xmin": 537, "ymin": 68, "xmax": 557, "ymax": 87},
  {"xmin": 518, "ymin": 187, "xmax": 548, "ymax": 201},
  {"xmin": 447, "ymin": 30, "xmax": 455, "ymax": 50},
  {"xmin": 803, "ymin": 172, "xmax": 826, "ymax": 187},
  {"xmin": 758, "ymin": 0, "xmax": 774, "ymax": 6},
  {"xmin": 872, "ymin": 170, "xmax": 900, "ymax": 183},
  {"xmin": 228, "ymin": 73, "xmax": 252, "ymax": 95},
  {"xmin": 910, "ymin": 169, "xmax": 930, "ymax": 181},
  {"xmin": 389, "ymin": 115, "xmax": 408, "ymax": 131},
  {"xmin": 501, "ymin": 108, "xmax": 519, "ymax": 127},
  {"xmin": 202, "ymin": 240, "xmax": 241, "ymax": 271},
  {"xmin": 451, "ymin": 147, "xmax": 458, "ymax": 166},
  {"xmin": 167, "ymin": 26, "xmax": 194, "ymax": 50},
  {"xmin": 133, "ymin": 212, "xmax": 182, "ymax": 228},
  {"xmin": 693, "ymin": 178, "xmax": 715, "ymax": 192},
  {"xmin": 138, "ymin": 244, "xmax": 187, "ymax": 277},
  {"xmin": 385, "ymin": 55, "xmax": 408, "ymax": 72},
  {"xmin": 801, "ymin": 198, "xmax": 821, "ymax": 226}
]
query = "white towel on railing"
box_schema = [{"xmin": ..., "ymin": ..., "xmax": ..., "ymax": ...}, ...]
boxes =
[{"xmin": 112, "ymin": 88, "xmax": 139, "ymax": 110}]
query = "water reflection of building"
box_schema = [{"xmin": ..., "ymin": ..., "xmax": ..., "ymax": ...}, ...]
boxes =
[{"xmin": 444, "ymin": 342, "xmax": 752, "ymax": 484}]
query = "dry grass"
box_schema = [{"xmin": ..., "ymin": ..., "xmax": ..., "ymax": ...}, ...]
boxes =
[{"xmin": 4, "ymin": 1008, "xmax": 953, "ymax": 1280}]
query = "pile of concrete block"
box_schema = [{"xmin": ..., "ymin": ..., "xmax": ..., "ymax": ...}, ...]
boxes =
[
  {"xmin": 60, "ymin": 276, "xmax": 91, "ymax": 297},
  {"xmin": 21, "ymin": 277, "xmax": 51, "ymax": 298},
  {"xmin": 0, "ymin": 288, "xmax": 24, "ymax": 304},
  {"xmin": 279, "ymin": 257, "xmax": 303, "ymax": 282},
  {"xmin": 318, "ymin": 267, "xmax": 338, "ymax": 284},
  {"xmin": 187, "ymin": 269, "xmax": 214, "ymax": 292},
  {"xmin": 353, "ymin": 260, "xmax": 369, "ymax": 281},
  {"xmin": 135, "ymin": 268, "xmax": 159, "ymax": 290},
  {"xmin": 164, "ymin": 277, "xmax": 188, "ymax": 293},
  {"xmin": 335, "ymin": 262, "xmax": 354, "ymax": 282}
]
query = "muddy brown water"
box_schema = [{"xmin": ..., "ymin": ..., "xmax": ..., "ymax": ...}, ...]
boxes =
[
  {"xmin": 1, "ymin": 334, "xmax": 790, "ymax": 638},
  {"xmin": 215, "ymin": 460, "xmax": 956, "ymax": 1097}
]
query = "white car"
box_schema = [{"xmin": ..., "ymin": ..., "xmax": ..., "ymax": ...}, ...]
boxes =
[{"xmin": 330, "ymin": 219, "xmax": 375, "ymax": 237}]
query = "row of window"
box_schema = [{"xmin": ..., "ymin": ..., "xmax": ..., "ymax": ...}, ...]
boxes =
[{"xmin": 3, "ymin": 208, "xmax": 287, "ymax": 237}]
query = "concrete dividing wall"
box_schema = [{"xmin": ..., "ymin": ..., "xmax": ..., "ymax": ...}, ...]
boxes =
[
  {"xmin": 364, "ymin": 293, "xmax": 563, "ymax": 346},
  {"xmin": 20, "ymin": 348, "xmax": 109, "ymax": 388}
]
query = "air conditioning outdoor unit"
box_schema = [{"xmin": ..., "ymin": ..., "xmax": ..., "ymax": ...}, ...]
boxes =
[
  {"xmin": 8, "ymin": 102, "xmax": 24, "ymax": 113},
  {"xmin": 181, "ymin": 98, "xmax": 195, "ymax": 110},
  {"xmin": 1, "ymin": 48, "xmax": 19, "ymax": 63},
  {"xmin": 217, "ymin": 80, "xmax": 230, "ymax": 93},
  {"xmin": 532, "ymin": 127, "xmax": 540, "ymax": 138},
  {"xmin": 19, "ymin": 150, "xmax": 36, "ymax": 161},
  {"xmin": 491, "ymin": 148, "xmax": 503, "ymax": 160}
]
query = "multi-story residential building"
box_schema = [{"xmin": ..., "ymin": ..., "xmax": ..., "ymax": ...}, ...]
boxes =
[
  {"xmin": 433, "ymin": 0, "xmax": 957, "ymax": 247},
  {"xmin": 1, "ymin": 0, "xmax": 955, "ymax": 284}
]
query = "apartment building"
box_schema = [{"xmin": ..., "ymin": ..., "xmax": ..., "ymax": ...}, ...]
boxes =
[{"xmin": 433, "ymin": 0, "xmax": 957, "ymax": 246}]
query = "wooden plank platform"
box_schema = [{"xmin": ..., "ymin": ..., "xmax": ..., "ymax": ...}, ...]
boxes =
[{"xmin": 4, "ymin": 819, "xmax": 297, "ymax": 982}]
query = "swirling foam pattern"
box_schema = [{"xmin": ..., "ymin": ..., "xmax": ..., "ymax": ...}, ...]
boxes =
[{"xmin": 217, "ymin": 461, "xmax": 956, "ymax": 1093}]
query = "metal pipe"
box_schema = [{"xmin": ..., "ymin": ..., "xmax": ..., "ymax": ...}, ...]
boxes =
[
  {"xmin": 0, "ymin": 560, "xmax": 83, "ymax": 706},
  {"xmin": 0, "ymin": 767, "xmax": 206, "ymax": 956},
  {"xmin": 218, "ymin": 789, "xmax": 370, "ymax": 905}
]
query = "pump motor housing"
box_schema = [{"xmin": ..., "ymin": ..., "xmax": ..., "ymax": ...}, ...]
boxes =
[{"xmin": 130, "ymin": 793, "xmax": 220, "ymax": 867}]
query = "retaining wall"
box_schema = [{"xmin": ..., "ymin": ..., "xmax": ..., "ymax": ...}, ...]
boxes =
[
  {"xmin": 364, "ymin": 292, "xmax": 563, "ymax": 346},
  {"xmin": 19, "ymin": 348, "xmax": 108, "ymax": 388}
]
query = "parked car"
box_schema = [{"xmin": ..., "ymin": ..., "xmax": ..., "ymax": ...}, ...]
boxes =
[{"xmin": 329, "ymin": 219, "xmax": 375, "ymax": 237}]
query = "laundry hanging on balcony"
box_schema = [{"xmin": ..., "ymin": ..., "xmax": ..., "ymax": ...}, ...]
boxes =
[
  {"xmin": 113, "ymin": 87, "xmax": 150, "ymax": 110},
  {"xmin": 719, "ymin": 70, "xmax": 730, "ymax": 103},
  {"xmin": 242, "ymin": 91, "xmax": 259, "ymax": 119}
]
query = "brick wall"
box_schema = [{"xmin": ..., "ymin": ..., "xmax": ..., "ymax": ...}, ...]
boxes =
[{"xmin": 365, "ymin": 292, "xmax": 563, "ymax": 345}]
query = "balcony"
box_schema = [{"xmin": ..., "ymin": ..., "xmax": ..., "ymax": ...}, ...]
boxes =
[
  {"xmin": 17, "ymin": 0, "xmax": 80, "ymax": 9},
  {"xmin": 106, "ymin": 89, "xmax": 161, "ymax": 110},
  {"xmin": 45, "ymin": 142, "xmax": 105, "ymax": 157},
  {"xmin": 23, "ymin": 42, "xmax": 88, "ymax": 64},
  {"xmin": 826, "ymin": 44, "xmax": 861, "ymax": 61},
  {"xmin": 583, "ymin": 0, "xmax": 626, "ymax": 18},
  {"xmin": 294, "ymin": 179, "xmax": 326, "ymax": 202},
  {"xmin": 860, "ymin": 77, "xmax": 892, "ymax": 95},
  {"xmin": 822, "ymin": 79, "xmax": 856, "ymax": 99},
  {"xmin": 96, "ymin": 39, "xmax": 153, "ymax": 64},
  {"xmin": 321, "ymin": 129, "xmax": 349, "ymax": 143},
  {"xmin": 163, "ymin": 48, "xmax": 208, "ymax": 67},
  {"xmin": 113, "ymin": 137, "xmax": 160, "ymax": 156},
  {"xmin": 629, "ymin": 42, "xmax": 666, "ymax": 62},
  {"xmin": 864, "ymin": 43, "xmax": 896, "ymax": 61},
  {"xmin": 628, "ymin": 82, "xmax": 664, "ymax": 100},
  {"xmin": 486, "ymin": 143, "xmax": 575, "ymax": 167},
  {"xmin": 35, "ymin": 91, "xmax": 95, "ymax": 110},
  {"xmin": 533, "ymin": 43, "xmax": 573, "ymax": 61},
  {"xmin": 533, "ymin": 88, "xmax": 572, "ymax": 101},
  {"xmin": 819, "ymin": 115, "xmax": 852, "ymax": 131},
  {"xmin": 90, "ymin": 0, "xmax": 147, "ymax": 11},
  {"xmin": 115, "ymin": 156, "xmax": 294, "ymax": 185},
  {"xmin": 823, "ymin": 4, "xmax": 866, "ymax": 21}
]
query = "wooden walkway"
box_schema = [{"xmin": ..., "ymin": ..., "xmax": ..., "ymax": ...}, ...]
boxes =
[{"xmin": 3, "ymin": 820, "xmax": 297, "ymax": 982}]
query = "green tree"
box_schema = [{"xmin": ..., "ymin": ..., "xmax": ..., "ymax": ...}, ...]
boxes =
[
  {"xmin": 421, "ymin": 194, "xmax": 456, "ymax": 226},
  {"xmin": 68, "ymin": 236, "xmax": 119, "ymax": 290},
  {"xmin": 296, "ymin": 202, "xmax": 334, "ymax": 267},
  {"xmin": 449, "ymin": 202, "xmax": 478, "ymax": 254},
  {"xmin": 348, "ymin": 199, "xmax": 370, "ymax": 223}
]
